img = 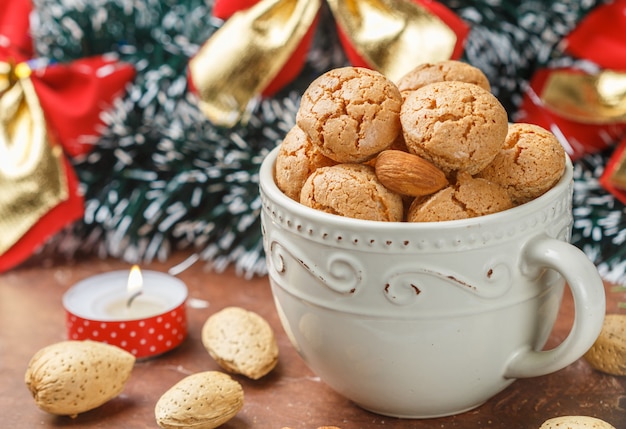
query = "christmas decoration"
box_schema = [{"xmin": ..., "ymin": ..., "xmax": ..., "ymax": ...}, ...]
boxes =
[
  {"xmin": 572, "ymin": 147, "xmax": 626, "ymax": 286},
  {"xmin": 600, "ymin": 136, "xmax": 626, "ymax": 204},
  {"xmin": 31, "ymin": 0, "xmax": 300, "ymax": 277},
  {"xmin": 13, "ymin": 0, "xmax": 626, "ymax": 285},
  {"xmin": 514, "ymin": 0, "xmax": 626, "ymax": 160},
  {"xmin": 0, "ymin": 0, "xmax": 134, "ymax": 272},
  {"xmin": 188, "ymin": 0, "xmax": 468, "ymax": 126},
  {"xmin": 513, "ymin": 0, "xmax": 626, "ymax": 285}
]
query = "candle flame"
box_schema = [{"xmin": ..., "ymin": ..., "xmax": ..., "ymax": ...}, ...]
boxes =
[{"xmin": 127, "ymin": 265, "xmax": 143, "ymax": 294}]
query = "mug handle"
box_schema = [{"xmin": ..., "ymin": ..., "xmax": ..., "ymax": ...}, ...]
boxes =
[{"xmin": 504, "ymin": 234, "xmax": 606, "ymax": 379}]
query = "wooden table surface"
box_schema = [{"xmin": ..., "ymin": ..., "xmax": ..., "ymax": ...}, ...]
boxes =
[{"xmin": 1, "ymin": 252, "xmax": 625, "ymax": 428}]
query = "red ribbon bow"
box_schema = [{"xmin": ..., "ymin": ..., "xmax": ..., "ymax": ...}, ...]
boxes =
[
  {"xmin": 212, "ymin": 0, "xmax": 467, "ymax": 95},
  {"xmin": 0, "ymin": 0, "xmax": 136, "ymax": 272},
  {"xmin": 516, "ymin": 0, "xmax": 626, "ymax": 161}
]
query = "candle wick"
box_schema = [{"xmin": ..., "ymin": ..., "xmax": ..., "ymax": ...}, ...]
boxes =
[{"xmin": 127, "ymin": 291, "xmax": 142, "ymax": 308}]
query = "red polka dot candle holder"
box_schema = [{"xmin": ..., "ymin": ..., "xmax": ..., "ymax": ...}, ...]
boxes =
[{"xmin": 63, "ymin": 267, "xmax": 188, "ymax": 359}]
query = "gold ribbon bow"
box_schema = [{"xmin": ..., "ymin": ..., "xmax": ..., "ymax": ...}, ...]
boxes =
[
  {"xmin": 541, "ymin": 69, "xmax": 626, "ymax": 124},
  {"xmin": 0, "ymin": 61, "xmax": 68, "ymax": 254},
  {"xmin": 189, "ymin": 0, "xmax": 458, "ymax": 127}
]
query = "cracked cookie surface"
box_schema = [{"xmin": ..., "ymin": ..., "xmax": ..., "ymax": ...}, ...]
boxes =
[
  {"xmin": 477, "ymin": 123, "xmax": 566, "ymax": 204},
  {"xmin": 400, "ymin": 81, "xmax": 508, "ymax": 175},
  {"xmin": 300, "ymin": 164, "xmax": 403, "ymax": 222},
  {"xmin": 397, "ymin": 60, "xmax": 491, "ymax": 98},
  {"xmin": 407, "ymin": 171, "xmax": 513, "ymax": 222},
  {"xmin": 275, "ymin": 125, "xmax": 335, "ymax": 201},
  {"xmin": 296, "ymin": 67, "xmax": 402, "ymax": 163}
]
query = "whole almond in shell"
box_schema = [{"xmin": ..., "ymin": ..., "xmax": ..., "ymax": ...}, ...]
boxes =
[
  {"xmin": 202, "ymin": 306, "xmax": 278, "ymax": 379},
  {"xmin": 155, "ymin": 371, "xmax": 243, "ymax": 429},
  {"xmin": 540, "ymin": 416, "xmax": 616, "ymax": 429},
  {"xmin": 375, "ymin": 149, "xmax": 448, "ymax": 197},
  {"xmin": 583, "ymin": 313, "xmax": 626, "ymax": 375},
  {"xmin": 24, "ymin": 340, "xmax": 135, "ymax": 417}
]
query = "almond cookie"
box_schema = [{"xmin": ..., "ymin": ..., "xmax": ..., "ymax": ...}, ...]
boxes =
[
  {"xmin": 300, "ymin": 163, "xmax": 404, "ymax": 222},
  {"xmin": 477, "ymin": 123, "xmax": 566, "ymax": 204},
  {"xmin": 397, "ymin": 60, "xmax": 491, "ymax": 98},
  {"xmin": 202, "ymin": 306, "xmax": 279, "ymax": 380},
  {"xmin": 407, "ymin": 172, "xmax": 513, "ymax": 222},
  {"xmin": 401, "ymin": 80, "xmax": 508, "ymax": 175},
  {"xmin": 275, "ymin": 125, "xmax": 335, "ymax": 201},
  {"xmin": 296, "ymin": 66, "xmax": 402, "ymax": 163}
]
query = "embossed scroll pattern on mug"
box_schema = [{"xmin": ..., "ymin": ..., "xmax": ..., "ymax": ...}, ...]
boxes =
[{"xmin": 261, "ymin": 183, "xmax": 572, "ymax": 309}]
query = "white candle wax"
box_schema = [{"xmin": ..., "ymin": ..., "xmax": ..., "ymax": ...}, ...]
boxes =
[
  {"xmin": 104, "ymin": 296, "xmax": 167, "ymax": 319},
  {"xmin": 63, "ymin": 270, "xmax": 187, "ymax": 322}
]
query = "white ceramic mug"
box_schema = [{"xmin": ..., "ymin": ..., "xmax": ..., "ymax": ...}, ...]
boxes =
[{"xmin": 259, "ymin": 147, "xmax": 605, "ymax": 418}]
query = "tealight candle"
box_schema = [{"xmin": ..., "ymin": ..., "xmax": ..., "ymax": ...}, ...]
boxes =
[{"xmin": 63, "ymin": 266, "xmax": 188, "ymax": 359}]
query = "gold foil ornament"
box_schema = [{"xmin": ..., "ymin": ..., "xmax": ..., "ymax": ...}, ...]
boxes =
[
  {"xmin": 190, "ymin": 0, "xmax": 460, "ymax": 127},
  {"xmin": 541, "ymin": 69, "xmax": 626, "ymax": 124},
  {"xmin": 0, "ymin": 61, "xmax": 69, "ymax": 254},
  {"xmin": 326, "ymin": 0, "xmax": 457, "ymax": 83},
  {"xmin": 189, "ymin": 0, "xmax": 322, "ymax": 127}
]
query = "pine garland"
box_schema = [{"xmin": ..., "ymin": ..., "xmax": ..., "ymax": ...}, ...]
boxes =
[
  {"xmin": 29, "ymin": 0, "xmax": 626, "ymax": 283},
  {"xmin": 572, "ymin": 149, "xmax": 626, "ymax": 285}
]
